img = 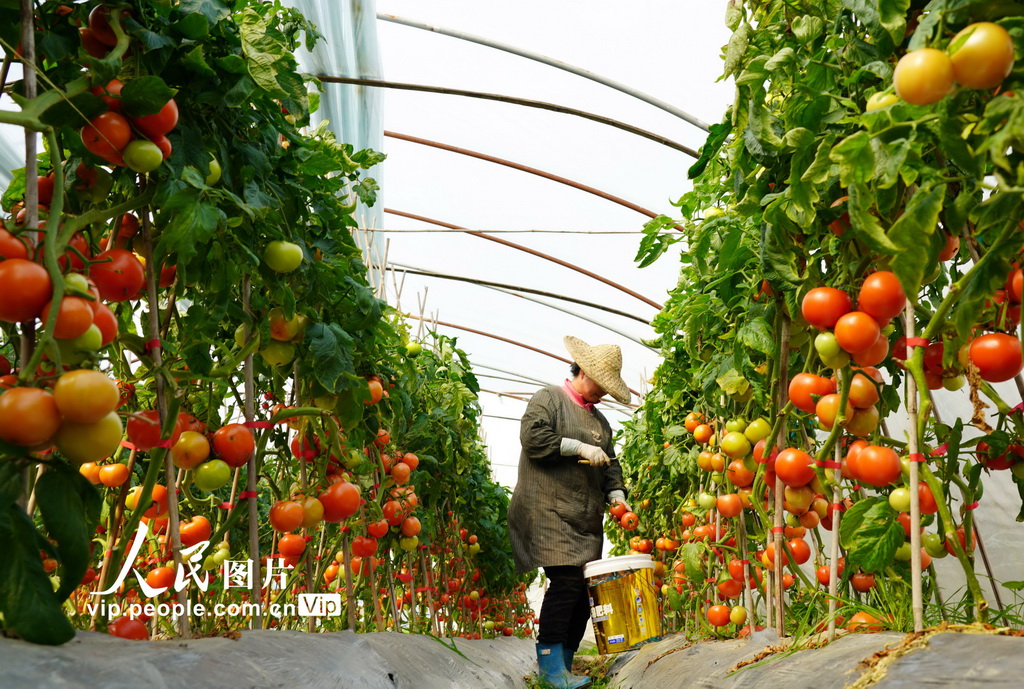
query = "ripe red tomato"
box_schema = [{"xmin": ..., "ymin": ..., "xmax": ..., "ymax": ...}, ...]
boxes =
[
  {"xmin": 853, "ymin": 445, "xmax": 901, "ymax": 487},
  {"xmin": 108, "ymin": 615, "xmax": 149, "ymax": 640},
  {"xmin": 847, "ymin": 371, "xmax": 880, "ymax": 409},
  {"xmin": 801, "ymin": 287, "xmax": 852, "ymax": 330},
  {"xmin": 212, "ymin": 423, "xmax": 255, "ymax": 468},
  {"xmin": 81, "ymin": 111, "xmax": 132, "ymax": 159},
  {"xmin": 269, "ymin": 500, "xmax": 304, "ymax": 532},
  {"xmin": 969, "ymin": 333, "xmax": 1023, "ymax": 382},
  {"xmin": 850, "ymin": 573, "xmax": 876, "ymax": 593},
  {"xmin": 320, "ymin": 481, "xmax": 361, "ymax": 522},
  {"xmin": 893, "ymin": 48, "xmax": 954, "ymax": 105},
  {"xmin": 0, "ymin": 387, "xmax": 62, "ymax": 447},
  {"xmin": 918, "ymin": 481, "xmax": 939, "ymax": 514},
  {"xmin": 367, "ymin": 518, "xmax": 389, "ymax": 538},
  {"xmin": 126, "ymin": 409, "xmax": 184, "ymax": 452},
  {"xmin": 620, "ymin": 511, "xmax": 640, "ymax": 530},
  {"xmin": 87, "ymin": 5, "xmax": 122, "ymax": 47},
  {"xmin": 279, "ymin": 533, "xmax": 307, "ymax": 557},
  {"xmin": 852, "ymin": 332, "xmax": 889, "ymax": 367},
  {"xmin": 40, "ymin": 296, "xmax": 94, "ymax": 340},
  {"xmin": 130, "ymin": 99, "xmax": 179, "ymax": 138},
  {"xmin": 847, "ymin": 611, "xmax": 884, "ymax": 632},
  {"xmin": 787, "ymin": 537, "xmax": 811, "ymax": 565},
  {"xmin": 0, "ymin": 258, "xmax": 53, "ymax": 323},
  {"xmin": 179, "ymin": 515, "xmax": 212, "ymax": 547},
  {"xmin": 707, "ymin": 604, "xmax": 732, "ymax": 627},
  {"xmin": 90, "ymin": 249, "xmax": 145, "ymax": 302},
  {"xmin": 0, "ymin": 228, "xmax": 30, "ymax": 260},
  {"xmin": 90, "ymin": 78, "xmax": 124, "ymax": 111},
  {"xmin": 93, "ymin": 302, "xmax": 119, "ymax": 346},
  {"xmin": 816, "ymin": 393, "xmax": 854, "ymax": 430},
  {"xmin": 716, "ymin": 493, "xmax": 742, "ymax": 518},
  {"xmin": 948, "ymin": 22, "xmax": 1015, "ymax": 90},
  {"xmin": 401, "ymin": 515, "xmax": 421, "ymax": 537},
  {"xmin": 834, "ymin": 311, "xmax": 881, "ymax": 354},
  {"xmin": 857, "ymin": 271, "xmax": 906, "ymax": 321},
  {"xmin": 774, "ymin": 448, "xmax": 815, "ymax": 488},
  {"xmin": 788, "ymin": 373, "xmax": 836, "ymax": 413},
  {"xmin": 609, "ymin": 501, "xmax": 627, "ymax": 519},
  {"xmin": 726, "ymin": 459, "xmax": 754, "ymax": 487}
]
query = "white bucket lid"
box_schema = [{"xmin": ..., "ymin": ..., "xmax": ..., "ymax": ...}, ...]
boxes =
[{"xmin": 583, "ymin": 554, "xmax": 655, "ymax": 579}]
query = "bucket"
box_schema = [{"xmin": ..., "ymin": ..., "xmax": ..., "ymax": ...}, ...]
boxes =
[{"xmin": 583, "ymin": 554, "xmax": 662, "ymax": 654}]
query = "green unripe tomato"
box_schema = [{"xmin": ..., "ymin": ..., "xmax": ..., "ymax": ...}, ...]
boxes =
[
  {"xmin": 264, "ymin": 240, "xmax": 304, "ymax": 273},
  {"xmin": 888, "ymin": 487, "xmax": 912, "ymax": 512},
  {"xmin": 820, "ymin": 349, "xmax": 851, "ymax": 369},
  {"xmin": 865, "ymin": 92, "xmax": 899, "ymax": 111},
  {"xmin": 942, "ymin": 375, "xmax": 966, "ymax": 391},
  {"xmin": 815, "ymin": 332, "xmax": 842, "ymax": 359},
  {"xmin": 234, "ymin": 323, "xmax": 259, "ymax": 348},
  {"xmin": 69, "ymin": 324, "xmax": 103, "ymax": 353},
  {"xmin": 405, "ymin": 340, "xmax": 423, "ymax": 357},
  {"xmin": 260, "ymin": 340, "xmax": 296, "ymax": 366},
  {"xmin": 743, "ymin": 417, "xmax": 771, "ymax": 443},
  {"xmin": 205, "ymin": 155, "xmax": 222, "ymax": 185},
  {"xmin": 923, "ymin": 532, "xmax": 947, "ymax": 558},
  {"xmin": 193, "ymin": 459, "xmax": 231, "ymax": 491},
  {"xmin": 893, "ymin": 542, "xmax": 912, "ymax": 561},
  {"xmin": 725, "ymin": 418, "xmax": 747, "ymax": 433},
  {"xmin": 697, "ymin": 492, "xmax": 717, "ymax": 509},
  {"xmin": 123, "ymin": 140, "xmax": 165, "ymax": 173}
]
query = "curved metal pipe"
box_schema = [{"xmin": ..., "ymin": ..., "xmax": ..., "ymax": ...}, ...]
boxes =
[{"xmin": 377, "ymin": 13, "xmax": 710, "ymax": 132}]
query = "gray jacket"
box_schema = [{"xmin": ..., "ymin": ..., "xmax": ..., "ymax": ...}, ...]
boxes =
[{"xmin": 507, "ymin": 385, "xmax": 625, "ymax": 573}]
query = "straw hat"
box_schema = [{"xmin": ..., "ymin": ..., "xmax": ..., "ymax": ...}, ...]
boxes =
[{"xmin": 563, "ymin": 336, "xmax": 631, "ymax": 404}]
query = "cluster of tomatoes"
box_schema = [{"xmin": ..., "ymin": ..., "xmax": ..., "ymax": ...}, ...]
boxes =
[
  {"xmin": 888, "ymin": 22, "xmax": 1015, "ymax": 107},
  {"xmin": 82, "ymin": 79, "xmax": 178, "ymax": 174},
  {"xmin": 609, "ymin": 500, "xmax": 640, "ymax": 531},
  {"xmin": 0, "ymin": 368, "xmax": 124, "ymax": 466}
]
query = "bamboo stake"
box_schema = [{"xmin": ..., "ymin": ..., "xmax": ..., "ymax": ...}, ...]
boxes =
[
  {"xmin": 140, "ymin": 202, "xmax": 189, "ymax": 638},
  {"xmin": 826, "ymin": 442, "xmax": 843, "ymax": 640},
  {"xmin": 90, "ymin": 448, "xmax": 138, "ymax": 630},
  {"xmin": 242, "ymin": 277, "xmax": 262, "ymax": 630},
  {"xmin": 738, "ymin": 505, "xmax": 754, "ymax": 629},
  {"xmin": 339, "ymin": 530, "xmax": 358, "ymax": 629},
  {"xmin": 773, "ymin": 317, "xmax": 790, "ymax": 636},
  {"xmin": 904, "ymin": 306, "xmax": 925, "ymax": 632},
  {"xmin": 420, "ymin": 548, "xmax": 439, "ymax": 636}
]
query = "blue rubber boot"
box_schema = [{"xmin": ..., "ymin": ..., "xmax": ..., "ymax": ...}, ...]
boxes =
[
  {"xmin": 563, "ymin": 646, "xmax": 576, "ymax": 672},
  {"xmin": 536, "ymin": 643, "xmax": 590, "ymax": 689}
]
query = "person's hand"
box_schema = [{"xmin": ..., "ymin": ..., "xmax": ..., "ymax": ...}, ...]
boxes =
[
  {"xmin": 608, "ymin": 490, "xmax": 630, "ymax": 512},
  {"xmin": 578, "ymin": 443, "xmax": 610, "ymax": 467}
]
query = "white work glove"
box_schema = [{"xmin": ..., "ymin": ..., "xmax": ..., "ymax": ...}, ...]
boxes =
[
  {"xmin": 608, "ymin": 490, "xmax": 630, "ymax": 512},
  {"xmin": 560, "ymin": 437, "xmax": 610, "ymax": 466}
]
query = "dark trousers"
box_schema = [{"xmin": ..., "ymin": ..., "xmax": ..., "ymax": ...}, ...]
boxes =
[{"xmin": 538, "ymin": 565, "xmax": 591, "ymax": 651}]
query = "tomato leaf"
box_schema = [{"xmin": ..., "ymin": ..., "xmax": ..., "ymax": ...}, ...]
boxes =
[
  {"xmin": 680, "ymin": 542, "xmax": 706, "ymax": 580},
  {"xmin": 760, "ymin": 219, "xmax": 803, "ymax": 287},
  {"xmin": 791, "ymin": 15, "xmax": 824, "ymax": 43},
  {"xmin": 306, "ymin": 322, "xmax": 356, "ymax": 394},
  {"xmin": 876, "ymin": 0, "xmax": 911, "ymax": 43},
  {"xmin": 840, "ymin": 496, "xmax": 904, "ymax": 573},
  {"xmin": 179, "ymin": 0, "xmax": 231, "ymax": 25},
  {"xmin": 120, "ymin": 76, "xmax": 177, "ymax": 118},
  {"xmin": 34, "ymin": 465, "xmax": 101, "ymax": 602},
  {"xmin": 722, "ymin": 22, "xmax": 751, "ymax": 78},
  {"xmin": 848, "ymin": 182, "xmax": 899, "ymax": 253},
  {"xmin": 889, "ymin": 182, "xmax": 944, "ymax": 300},
  {"xmin": 40, "ymin": 92, "xmax": 107, "ymax": 128},
  {"xmin": 830, "ymin": 131, "xmax": 874, "ymax": 187},
  {"xmin": 0, "ymin": 464, "xmax": 76, "ymax": 645},
  {"xmin": 172, "ymin": 12, "xmax": 211, "ymax": 40},
  {"xmin": 738, "ymin": 317, "xmax": 775, "ymax": 356}
]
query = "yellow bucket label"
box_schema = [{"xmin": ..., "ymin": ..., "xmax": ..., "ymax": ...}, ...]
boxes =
[{"xmin": 586, "ymin": 566, "xmax": 662, "ymax": 653}]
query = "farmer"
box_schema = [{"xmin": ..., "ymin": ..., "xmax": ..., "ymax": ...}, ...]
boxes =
[{"xmin": 508, "ymin": 335, "xmax": 631, "ymax": 689}]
